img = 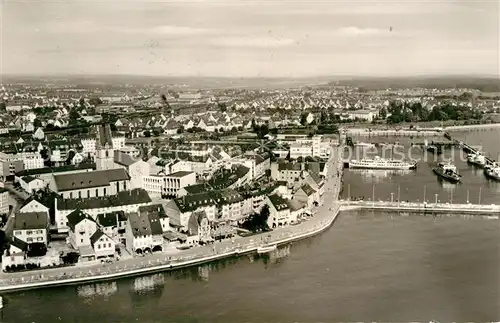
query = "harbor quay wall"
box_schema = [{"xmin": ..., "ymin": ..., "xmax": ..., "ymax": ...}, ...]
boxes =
[
  {"xmin": 341, "ymin": 205, "xmax": 500, "ymax": 218},
  {"xmin": 0, "ymin": 206, "xmax": 341, "ymax": 293},
  {"xmin": 345, "ymin": 129, "xmax": 442, "ymax": 137},
  {"xmin": 444, "ymin": 123, "xmax": 500, "ymax": 132}
]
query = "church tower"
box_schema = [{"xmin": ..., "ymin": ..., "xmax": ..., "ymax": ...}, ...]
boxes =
[{"xmin": 95, "ymin": 124, "xmax": 115, "ymax": 171}]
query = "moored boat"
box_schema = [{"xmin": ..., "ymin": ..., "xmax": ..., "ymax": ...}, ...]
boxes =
[
  {"xmin": 349, "ymin": 156, "xmax": 417, "ymax": 170},
  {"xmin": 257, "ymin": 245, "xmax": 277, "ymax": 254},
  {"xmin": 467, "ymin": 152, "xmax": 487, "ymax": 167},
  {"xmin": 433, "ymin": 162, "xmax": 461, "ymax": 182},
  {"xmin": 484, "ymin": 164, "xmax": 500, "ymax": 181}
]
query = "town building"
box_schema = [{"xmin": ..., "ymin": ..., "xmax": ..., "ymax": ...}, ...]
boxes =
[
  {"xmin": 50, "ymin": 168, "xmax": 131, "ymax": 199},
  {"xmin": 114, "ymin": 151, "xmax": 150, "ymax": 189},
  {"xmin": 187, "ymin": 211, "xmax": 211, "ymax": 244},
  {"xmin": 142, "ymin": 171, "xmax": 196, "ymax": 198},
  {"xmin": 12, "ymin": 211, "xmax": 49, "ymax": 245},
  {"xmin": 266, "ymin": 194, "xmax": 292, "ymax": 229},
  {"xmin": 90, "ymin": 229, "xmax": 116, "ymax": 259},
  {"xmin": 19, "ymin": 176, "xmax": 45, "ymax": 194},
  {"xmin": 125, "ymin": 210, "xmax": 163, "ymax": 255},
  {"xmin": 0, "ymin": 188, "xmax": 9, "ymax": 214},
  {"xmin": 55, "ymin": 188, "xmax": 152, "ymax": 233}
]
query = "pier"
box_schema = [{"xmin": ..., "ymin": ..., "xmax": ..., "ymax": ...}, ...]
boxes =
[{"xmin": 340, "ymin": 200, "xmax": 500, "ymax": 216}]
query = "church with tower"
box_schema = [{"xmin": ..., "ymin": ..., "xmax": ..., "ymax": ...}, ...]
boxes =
[{"xmin": 95, "ymin": 124, "xmax": 116, "ymax": 171}]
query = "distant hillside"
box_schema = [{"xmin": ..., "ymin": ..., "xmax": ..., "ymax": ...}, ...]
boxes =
[
  {"xmin": 1, "ymin": 74, "xmax": 499, "ymax": 92},
  {"xmin": 329, "ymin": 76, "xmax": 500, "ymax": 92}
]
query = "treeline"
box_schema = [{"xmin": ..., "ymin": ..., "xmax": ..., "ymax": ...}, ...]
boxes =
[{"xmin": 384, "ymin": 101, "xmax": 483, "ymax": 124}]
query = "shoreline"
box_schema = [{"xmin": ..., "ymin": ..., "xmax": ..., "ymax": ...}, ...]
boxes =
[
  {"xmin": 0, "ymin": 145, "xmax": 343, "ymax": 293},
  {"xmin": 0, "ymin": 206, "xmax": 341, "ymax": 293}
]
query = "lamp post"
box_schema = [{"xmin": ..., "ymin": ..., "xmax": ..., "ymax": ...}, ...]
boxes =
[
  {"xmin": 478, "ymin": 186, "xmax": 482, "ymax": 205},
  {"xmin": 466, "ymin": 189, "xmax": 470, "ymax": 204},
  {"xmin": 434, "ymin": 193, "xmax": 438, "ymax": 204},
  {"xmin": 348, "ymin": 183, "xmax": 351, "ymax": 201},
  {"xmin": 423, "ymin": 185, "xmax": 426, "ymax": 203},
  {"xmin": 390, "ymin": 192, "xmax": 394, "ymax": 203},
  {"xmin": 397, "ymin": 185, "xmax": 401, "ymax": 207},
  {"xmin": 372, "ymin": 184, "xmax": 375, "ymax": 207}
]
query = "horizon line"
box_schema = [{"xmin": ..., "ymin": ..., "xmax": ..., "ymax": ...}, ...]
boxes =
[{"xmin": 1, "ymin": 73, "xmax": 499, "ymax": 80}]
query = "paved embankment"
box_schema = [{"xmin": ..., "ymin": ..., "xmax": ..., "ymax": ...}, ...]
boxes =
[
  {"xmin": 0, "ymin": 146, "xmax": 344, "ymax": 293},
  {"xmin": 444, "ymin": 123, "xmax": 500, "ymax": 132}
]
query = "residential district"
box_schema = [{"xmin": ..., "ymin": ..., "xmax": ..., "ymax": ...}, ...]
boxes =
[{"xmin": 0, "ymin": 82, "xmax": 498, "ymax": 276}]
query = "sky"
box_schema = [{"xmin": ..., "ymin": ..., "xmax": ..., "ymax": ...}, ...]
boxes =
[{"xmin": 1, "ymin": 0, "xmax": 499, "ymax": 77}]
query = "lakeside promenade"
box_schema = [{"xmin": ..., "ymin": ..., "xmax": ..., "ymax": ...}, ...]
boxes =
[{"xmin": 0, "ymin": 145, "xmax": 344, "ymax": 293}]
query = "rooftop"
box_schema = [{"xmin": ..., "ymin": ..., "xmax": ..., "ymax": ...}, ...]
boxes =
[
  {"xmin": 268, "ymin": 194, "xmax": 290, "ymax": 211},
  {"xmin": 53, "ymin": 168, "xmax": 130, "ymax": 192},
  {"xmin": 57, "ymin": 188, "xmax": 152, "ymax": 210},
  {"xmin": 13, "ymin": 212, "xmax": 48, "ymax": 231}
]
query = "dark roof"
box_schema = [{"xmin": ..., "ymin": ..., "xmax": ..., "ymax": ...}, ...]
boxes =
[
  {"xmin": 182, "ymin": 183, "xmax": 210, "ymax": 194},
  {"xmin": 174, "ymin": 192, "xmax": 216, "ymax": 213},
  {"xmin": 97, "ymin": 213, "xmax": 118, "ymax": 227},
  {"xmin": 22, "ymin": 175, "xmax": 39, "ymax": 184},
  {"xmin": 268, "ymin": 194, "xmax": 290, "ymax": 211},
  {"xmin": 210, "ymin": 189, "xmax": 244, "ymax": 206},
  {"xmin": 66, "ymin": 209, "xmax": 93, "ymax": 230},
  {"xmin": 139, "ymin": 204, "xmax": 167, "ymax": 219},
  {"xmin": 278, "ymin": 162, "xmax": 302, "ymax": 171},
  {"xmin": 10, "ymin": 236, "xmax": 28, "ymax": 252},
  {"xmin": 300, "ymin": 183, "xmax": 316, "ymax": 196},
  {"xmin": 287, "ymin": 199, "xmax": 305, "ymax": 211},
  {"xmin": 97, "ymin": 124, "xmax": 113, "ymax": 148},
  {"xmin": 90, "ymin": 229, "xmax": 105, "ymax": 246},
  {"xmin": 168, "ymin": 171, "xmax": 194, "ymax": 178},
  {"xmin": 15, "ymin": 163, "xmax": 96, "ymax": 177},
  {"xmin": 114, "ymin": 151, "xmax": 142, "ymax": 167},
  {"xmin": 53, "ymin": 168, "xmax": 130, "ymax": 192},
  {"xmin": 13, "ymin": 212, "xmax": 48, "ymax": 230},
  {"xmin": 0, "ymin": 188, "xmax": 8, "ymax": 194},
  {"xmin": 128, "ymin": 211, "xmax": 163, "ymax": 238},
  {"xmin": 57, "ymin": 188, "xmax": 152, "ymax": 210}
]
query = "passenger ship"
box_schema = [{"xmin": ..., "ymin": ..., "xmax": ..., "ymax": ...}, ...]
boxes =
[{"xmin": 348, "ymin": 156, "xmax": 417, "ymax": 170}]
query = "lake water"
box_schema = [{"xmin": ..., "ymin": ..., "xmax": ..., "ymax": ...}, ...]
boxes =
[{"xmin": 1, "ymin": 128, "xmax": 499, "ymax": 323}]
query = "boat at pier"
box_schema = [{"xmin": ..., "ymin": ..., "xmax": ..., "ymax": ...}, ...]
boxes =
[
  {"xmin": 433, "ymin": 162, "xmax": 461, "ymax": 182},
  {"xmin": 257, "ymin": 245, "xmax": 277, "ymax": 254},
  {"xmin": 467, "ymin": 152, "xmax": 487, "ymax": 167},
  {"xmin": 484, "ymin": 164, "xmax": 500, "ymax": 181},
  {"xmin": 348, "ymin": 156, "xmax": 417, "ymax": 170}
]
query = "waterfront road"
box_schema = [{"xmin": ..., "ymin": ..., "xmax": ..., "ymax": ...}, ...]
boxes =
[{"xmin": 0, "ymin": 145, "xmax": 343, "ymax": 289}]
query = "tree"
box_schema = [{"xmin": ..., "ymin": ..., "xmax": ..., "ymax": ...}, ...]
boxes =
[
  {"xmin": 152, "ymin": 130, "xmax": 161, "ymax": 137},
  {"xmin": 33, "ymin": 118, "xmax": 42, "ymax": 128},
  {"xmin": 61, "ymin": 252, "xmax": 80, "ymax": 265},
  {"xmin": 144, "ymin": 130, "xmax": 151, "ymax": 137},
  {"xmin": 88, "ymin": 97, "xmax": 102, "ymax": 106},
  {"xmin": 379, "ymin": 107, "xmax": 387, "ymax": 120},
  {"xmin": 79, "ymin": 98, "xmax": 85, "ymax": 107},
  {"xmin": 177, "ymin": 126, "xmax": 184, "ymax": 134},
  {"xmin": 218, "ymin": 102, "xmax": 227, "ymax": 112},
  {"xmin": 300, "ymin": 113, "xmax": 308, "ymax": 126},
  {"xmin": 66, "ymin": 150, "xmax": 76, "ymax": 165},
  {"xmin": 69, "ymin": 108, "xmax": 80, "ymax": 121},
  {"xmin": 0, "ymin": 102, "xmax": 6, "ymax": 111},
  {"xmin": 27, "ymin": 243, "xmax": 47, "ymax": 257}
]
